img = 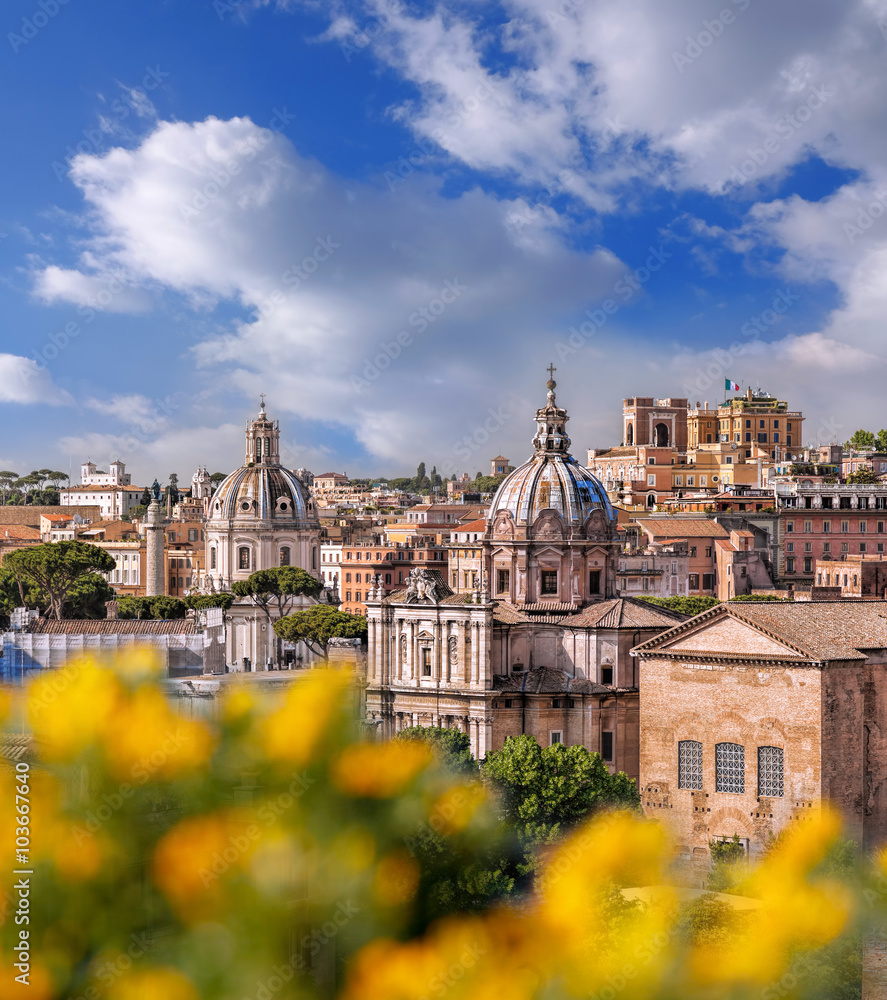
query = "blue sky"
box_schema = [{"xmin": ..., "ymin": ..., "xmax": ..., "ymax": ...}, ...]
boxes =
[{"xmin": 2, "ymin": 0, "xmax": 886, "ymax": 484}]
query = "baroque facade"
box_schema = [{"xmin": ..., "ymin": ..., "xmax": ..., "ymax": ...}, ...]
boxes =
[{"xmin": 365, "ymin": 373, "xmax": 682, "ymax": 769}]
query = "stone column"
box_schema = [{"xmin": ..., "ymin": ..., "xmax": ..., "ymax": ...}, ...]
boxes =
[{"xmin": 145, "ymin": 500, "xmax": 166, "ymax": 597}]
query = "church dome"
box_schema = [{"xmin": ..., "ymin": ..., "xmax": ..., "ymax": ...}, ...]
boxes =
[
  {"xmin": 207, "ymin": 400, "xmax": 318, "ymax": 527},
  {"xmin": 490, "ymin": 372, "xmax": 616, "ymax": 527}
]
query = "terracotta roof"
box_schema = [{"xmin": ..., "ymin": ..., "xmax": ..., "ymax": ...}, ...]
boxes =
[
  {"xmin": 637, "ymin": 518, "xmax": 729, "ymax": 539},
  {"xmin": 563, "ymin": 597, "xmax": 687, "ymax": 629},
  {"xmin": 632, "ymin": 600, "xmax": 887, "ymax": 662},
  {"xmin": 451, "ymin": 519, "xmax": 487, "ymax": 533},
  {"xmin": 0, "ymin": 525, "xmax": 41, "ymax": 540},
  {"xmin": 26, "ymin": 618, "xmax": 196, "ymax": 635}
]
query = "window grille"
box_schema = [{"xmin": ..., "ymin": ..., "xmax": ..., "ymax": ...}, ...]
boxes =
[
  {"xmin": 678, "ymin": 740, "xmax": 703, "ymax": 789},
  {"xmin": 757, "ymin": 746, "xmax": 784, "ymax": 797},
  {"xmin": 715, "ymin": 742, "xmax": 745, "ymax": 793}
]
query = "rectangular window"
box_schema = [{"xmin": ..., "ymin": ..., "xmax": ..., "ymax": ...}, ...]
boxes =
[
  {"xmin": 355, "ymin": 591, "xmax": 362, "ymax": 602},
  {"xmin": 880, "ymin": 521, "xmax": 885, "ymax": 533},
  {"xmin": 689, "ymin": 573, "xmax": 699, "ymax": 589},
  {"xmin": 422, "ymin": 648, "xmax": 432, "ymax": 676},
  {"xmin": 715, "ymin": 743, "xmax": 745, "ymax": 793},
  {"xmin": 678, "ymin": 740, "xmax": 703, "ymax": 790},
  {"xmin": 804, "ymin": 542, "xmax": 812, "ymax": 552},
  {"xmin": 550, "ymin": 731, "xmax": 563, "ymax": 746},
  {"xmin": 504, "ymin": 700, "xmax": 513, "ymax": 708},
  {"xmin": 786, "ymin": 557, "xmax": 794, "ymax": 573},
  {"xmin": 861, "ymin": 542, "xmax": 867, "ymax": 552},
  {"xmin": 786, "ymin": 521, "xmax": 794, "ymax": 533},
  {"xmin": 822, "ymin": 542, "xmax": 830, "ymax": 553},
  {"xmin": 787, "ymin": 542, "xmax": 794, "ymax": 552},
  {"xmin": 690, "ymin": 546, "xmax": 697, "ymax": 558},
  {"xmin": 497, "ymin": 569, "xmax": 510, "ymax": 593},
  {"xmin": 822, "ymin": 496, "xmax": 833, "ymax": 509},
  {"xmin": 686, "ymin": 476, "xmax": 695, "ymax": 486},
  {"xmin": 602, "ymin": 732, "xmax": 614, "ymax": 762},
  {"xmin": 601, "ymin": 665, "xmax": 613, "ymax": 685},
  {"xmin": 822, "ymin": 521, "xmax": 830, "ymax": 533},
  {"xmin": 745, "ymin": 432, "xmax": 751, "ymax": 442},
  {"xmin": 841, "ymin": 542, "xmax": 849, "ymax": 553},
  {"xmin": 700, "ymin": 475, "xmax": 707, "ymax": 486},
  {"xmin": 588, "ymin": 569, "xmax": 601, "ymax": 594},
  {"xmin": 804, "ymin": 557, "xmax": 812, "ymax": 573},
  {"xmin": 804, "ymin": 521, "xmax": 812, "ymax": 533},
  {"xmin": 702, "ymin": 573, "xmax": 714, "ymax": 591},
  {"xmin": 757, "ymin": 747, "xmax": 784, "ymax": 797},
  {"xmin": 860, "ymin": 521, "xmax": 868, "ymax": 533},
  {"xmin": 647, "ymin": 474, "xmax": 655, "ymax": 486},
  {"xmin": 541, "ymin": 570, "xmax": 558, "ymax": 595},
  {"xmin": 552, "ymin": 698, "xmax": 561, "ymax": 708},
  {"xmin": 842, "ymin": 521, "xmax": 849, "ymax": 533},
  {"xmin": 674, "ymin": 475, "xmax": 683, "ymax": 486}
]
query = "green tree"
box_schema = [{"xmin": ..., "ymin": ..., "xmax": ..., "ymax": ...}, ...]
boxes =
[
  {"xmin": 117, "ymin": 596, "xmax": 187, "ymax": 620},
  {"xmin": 3, "ymin": 541, "xmax": 115, "ymax": 620},
  {"xmin": 274, "ymin": 603, "xmax": 367, "ymax": 658},
  {"xmin": 140, "ymin": 487, "xmax": 152, "ymax": 506},
  {"xmin": 481, "ymin": 735, "xmax": 640, "ymax": 854},
  {"xmin": 416, "ymin": 462, "xmax": 426, "ymax": 483},
  {"xmin": 0, "ymin": 564, "xmax": 113, "ymax": 619},
  {"xmin": 847, "ymin": 468, "xmax": 880, "ymax": 484},
  {"xmin": 875, "ymin": 430, "xmax": 887, "ymax": 453},
  {"xmin": 847, "ymin": 429, "xmax": 875, "ymax": 450},
  {"xmin": 708, "ymin": 834, "xmax": 746, "ymax": 892},
  {"xmin": 394, "ymin": 726, "xmax": 477, "ymax": 775},
  {"xmin": 235, "ymin": 568, "xmax": 324, "ymax": 663},
  {"xmin": 0, "ymin": 471, "xmax": 19, "ymax": 504},
  {"xmin": 183, "ymin": 593, "xmax": 235, "ymax": 612},
  {"xmin": 637, "ymin": 596, "xmax": 719, "ymax": 616}
]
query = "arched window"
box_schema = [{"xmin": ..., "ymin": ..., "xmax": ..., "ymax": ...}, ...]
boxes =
[
  {"xmin": 256, "ymin": 437, "xmax": 262, "ymax": 458},
  {"xmin": 280, "ymin": 546, "xmax": 291, "ymax": 566},
  {"xmin": 312, "ymin": 548, "xmax": 317, "ymax": 570},
  {"xmin": 626, "ymin": 422, "xmax": 634, "ymax": 446},
  {"xmin": 210, "ymin": 547, "xmax": 217, "ymax": 570},
  {"xmin": 238, "ymin": 547, "xmax": 251, "ymax": 571},
  {"xmin": 678, "ymin": 740, "xmax": 703, "ymax": 789},
  {"xmin": 654, "ymin": 422, "xmax": 669, "ymax": 447}
]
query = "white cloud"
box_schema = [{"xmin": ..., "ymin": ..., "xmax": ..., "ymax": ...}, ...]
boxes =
[
  {"xmin": 36, "ymin": 115, "xmax": 632, "ymax": 466},
  {"xmin": 33, "ymin": 265, "xmax": 151, "ymax": 313},
  {"xmin": 0, "ymin": 354, "xmax": 72, "ymax": 406}
]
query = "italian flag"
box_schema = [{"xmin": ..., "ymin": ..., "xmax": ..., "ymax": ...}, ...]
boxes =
[{"xmin": 725, "ymin": 378, "xmax": 739, "ymax": 391}]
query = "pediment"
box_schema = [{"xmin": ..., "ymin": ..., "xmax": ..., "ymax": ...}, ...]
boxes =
[{"xmin": 658, "ymin": 615, "xmax": 804, "ymax": 659}]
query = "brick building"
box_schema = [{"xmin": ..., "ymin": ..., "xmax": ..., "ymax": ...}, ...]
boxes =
[
  {"xmin": 778, "ymin": 484, "xmax": 887, "ymax": 582},
  {"xmin": 447, "ymin": 519, "xmax": 485, "ymax": 594},
  {"xmin": 814, "ymin": 555, "xmax": 887, "ymax": 598},
  {"xmin": 634, "ymin": 601, "xmax": 887, "ymax": 864},
  {"xmin": 634, "ymin": 517, "xmax": 730, "ymax": 595}
]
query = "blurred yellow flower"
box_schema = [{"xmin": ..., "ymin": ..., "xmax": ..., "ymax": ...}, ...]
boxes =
[
  {"xmin": 101, "ymin": 684, "xmax": 215, "ymax": 782},
  {"xmin": 332, "ymin": 741, "xmax": 431, "ymax": 798},
  {"xmin": 109, "ymin": 967, "xmax": 198, "ymax": 1000},
  {"xmin": 428, "ymin": 781, "xmax": 487, "ymax": 835},
  {"xmin": 27, "ymin": 660, "xmax": 122, "ymax": 761},
  {"xmin": 152, "ymin": 810, "xmax": 261, "ymax": 920},
  {"xmin": 263, "ymin": 668, "xmax": 352, "ymax": 764}
]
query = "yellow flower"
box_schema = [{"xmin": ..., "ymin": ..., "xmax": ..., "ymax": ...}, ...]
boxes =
[
  {"xmin": 101, "ymin": 684, "xmax": 215, "ymax": 782},
  {"xmin": 27, "ymin": 659, "xmax": 122, "ymax": 760},
  {"xmin": 332, "ymin": 741, "xmax": 431, "ymax": 798},
  {"xmin": 109, "ymin": 967, "xmax": 198, "ymax": 1000},
  {"xmin": 152, "ymin": 810, "xmax": 261, "ymax": 920},
  {"xmin": 428, "ymin": 782, "xmax": 487, "ymax": 835},
  {"xmin": 262, "ymin": 668, "xmax": 353, "ymax": 764},
  {"xmin": 220, "ymin": 684, "xmax": 254, "ymax": 722}
]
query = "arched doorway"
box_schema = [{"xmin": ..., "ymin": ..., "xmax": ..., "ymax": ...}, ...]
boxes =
[
  {"xmin": 646, "ymin": 493, "xmax": 656, "ymax": 508},
  {"xmin": 654, "ymin": 422, "xmax": 669, "ymax": 447}
]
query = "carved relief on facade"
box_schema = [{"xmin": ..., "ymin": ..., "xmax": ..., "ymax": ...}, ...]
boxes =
[{"xmin": 532, "ymin": 510, "xmax": 565, "ymax": 540}]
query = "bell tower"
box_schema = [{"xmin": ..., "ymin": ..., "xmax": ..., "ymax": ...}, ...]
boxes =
[{"xmin": 245, "ymin": 396, "xmax": 281, "ymax": 465}]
